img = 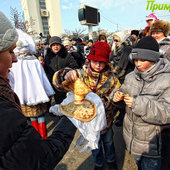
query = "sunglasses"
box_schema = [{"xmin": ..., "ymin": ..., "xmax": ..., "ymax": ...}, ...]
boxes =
[{"xmin": 114, "ymin": 39, "xmax": 119, "ymax": 42}]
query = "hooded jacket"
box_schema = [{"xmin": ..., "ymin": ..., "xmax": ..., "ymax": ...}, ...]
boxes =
[
  {"xmin": 120, "ymin": 58, "xmax": 170, "ymax": 158},
  {"xmin": 159, "ymin": 37, "xmax": 170, "ymax": 61}
]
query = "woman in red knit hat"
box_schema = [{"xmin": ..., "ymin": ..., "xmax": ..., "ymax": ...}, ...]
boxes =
[{"xmin": 53, "ymin": 41, "xmax": 122, "ymax": 170}]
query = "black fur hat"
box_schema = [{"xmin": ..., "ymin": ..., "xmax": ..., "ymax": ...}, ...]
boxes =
[{"xmin": 131, "ymin": 30, "xmax": 139, "ymax": 37}]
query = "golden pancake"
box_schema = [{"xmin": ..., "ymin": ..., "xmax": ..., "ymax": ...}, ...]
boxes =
[{"xmin": 59, "ymin": 99, "xmax": 96, "ymax": 122}]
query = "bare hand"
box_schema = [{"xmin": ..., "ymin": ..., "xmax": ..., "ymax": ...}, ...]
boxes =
[
  {"xmin": 124, "ymin": 96, "xmax": 133, "ymax": 108},
  {"xmin": 64, "ymin": 70, "xmax": 78, "ymax": 83},
  {"xmin": 113, "ymin": 91, "xmax": 124, "ymax": 102}
]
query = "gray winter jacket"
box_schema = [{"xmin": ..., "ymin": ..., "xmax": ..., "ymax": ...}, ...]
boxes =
[
  {"xmin": 159, "ymin": 37, "xmax": 170, "ymax": 61},
  {"xmin": 120, "ymin": 58, "xmax": 170, "ymax": 157}
]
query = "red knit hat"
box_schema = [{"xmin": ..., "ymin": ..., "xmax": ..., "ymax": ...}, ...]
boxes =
[{"xmin": 88, "ymin": 42, "xmax": 111, "ymax": 64}]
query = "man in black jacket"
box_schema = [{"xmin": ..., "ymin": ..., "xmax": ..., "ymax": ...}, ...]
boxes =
[
  {"xmin": 70, "ymin": 37, "xmax": 85, "ymax": 68},
  {"xmin": 44, "ymin": 36, "xmax": 78, "ymax": 104}
]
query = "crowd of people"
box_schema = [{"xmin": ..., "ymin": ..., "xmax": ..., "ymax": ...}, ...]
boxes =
[{"xmin": 0, "ymin": 9, "xmax": 170, "ymax": 170}]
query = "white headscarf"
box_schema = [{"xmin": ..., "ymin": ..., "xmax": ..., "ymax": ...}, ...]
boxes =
[{"xmin": 14, "ymin": 29, "xmax": 36, "ymax": 56}]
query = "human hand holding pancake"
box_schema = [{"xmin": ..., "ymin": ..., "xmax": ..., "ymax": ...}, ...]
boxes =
[
  {"xmin": 124, "ymin": 94, "xmax": 133, "ymax": 108},
  {"xmin": 113, "ymin": 92, "xmax": 133, "ymax": 107},
  {"xmin": 64, "ymin": 70, "xmax": 78, "ymax": 83},
  {"xmin": 113, "ymin": 91, "xmax": 124, "ymax": 102},
  {"xmin": 62, "ymin": 72, "xmax": 92, "ymax": 104},
  {"xmin": 60, "ymin": 79, "xmax": 95, "ymax": 121}
]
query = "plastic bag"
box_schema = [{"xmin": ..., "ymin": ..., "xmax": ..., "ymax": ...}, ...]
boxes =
[{"xmin": 49, "ymin": 92, "xmax": 107, "ymax": 152}]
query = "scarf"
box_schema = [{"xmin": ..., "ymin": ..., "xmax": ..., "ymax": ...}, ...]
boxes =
[
  {"xmin": 83, "ymin": 61, "xmax": 109, "ymax": 92},
  {"xmin": 0, "ymin": 76, "xmax": 21, "ymax": 111},
  {"xmin": 82, "ymin": 61, "xmax": 119, "ymax": 97}
]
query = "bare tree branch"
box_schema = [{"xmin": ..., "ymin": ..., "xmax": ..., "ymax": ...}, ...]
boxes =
[
  {"xmin": 10, "ymin": 7, "xmax": 37, "ymax": 36},
  {"xmin": 63, "ymin": 28, "xmax": 86, "ymax": 39}
]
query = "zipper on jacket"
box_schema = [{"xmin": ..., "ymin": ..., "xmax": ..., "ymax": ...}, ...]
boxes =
[
  {"xmin": 139, "ymin": 75, "xmax": 145, "ymax": 94},
  {"xmin": 156, "ymin": 129, "xmax": 160, "ymax": 155},
  {"xmin": 130, "ymin": 112, "xmax": 135, "ymax": 154},
  {"xmin": 130, "ymin": 77, "xmax": 144, "ymax": 154}
]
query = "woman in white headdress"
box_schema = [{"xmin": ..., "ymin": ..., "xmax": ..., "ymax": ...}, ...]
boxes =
[{"xmin": 9, "ymin": 29, "xmax": 55, "ymax": 139}]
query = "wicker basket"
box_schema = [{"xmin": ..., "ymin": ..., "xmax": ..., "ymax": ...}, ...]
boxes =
[{"xmin": 21, "ymin": 103, "xmax": 48, "ymax": 117}]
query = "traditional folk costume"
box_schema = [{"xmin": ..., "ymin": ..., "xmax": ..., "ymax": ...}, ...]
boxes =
[{"xmin": 9, "ymin": 29, "xmax": 55, "ymax": 139}]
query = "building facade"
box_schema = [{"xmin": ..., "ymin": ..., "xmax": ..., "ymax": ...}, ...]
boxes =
[{"xmin": 21, "ymin": 0, "xmax": 62, "ymax": 38}]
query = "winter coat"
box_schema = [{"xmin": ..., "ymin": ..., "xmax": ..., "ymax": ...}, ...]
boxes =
[
  {"xmin": 159, "ymin": 37, "xmax": 170, "ymax": 61},
  {"xmin": 122, "ymin": 35, "xmax": 137, "ymax": 47},
  {"xmin": 112, "ymin": 46, "xmax": 134, "ymax": 84},
  {"xmin": 0, "ymin": 98, "xmax": 76, "ymax": 170},
  {"xmin": 110, "ymin": 35, "xmax": 137, "ymax": 63},
  {"xmin": 70, "ymin": 43, "xmax": 85, "ymax": 68},
  {"xmin": 110, "ymin": 36, "xmax": 137, "ymax": 83},
  {"xmin": 44, "ymin": 45, "xmax": 78, "ymax": 103},
  {"xmin": 110, "ymin": 45, "xmax": 123, "ymax": 65},
  {"xmin": 70, "ymin": 51, "xmax": 85, "ymax": 68},
  {"xmin": 120, "ymin": 58, "xmax": 170, "ymax": 158},
  {"xmin": 44, "ymin": 46, "xmax": 78, "ymax": 84}
]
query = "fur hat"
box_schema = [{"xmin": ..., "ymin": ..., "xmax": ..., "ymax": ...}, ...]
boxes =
[
  {"xmin": 0, "ymin": 11, "xmax": 18, "ymax": 52},
  {"xmin": 150, "ymin": 20, "xmax": 170, "ymax": 37},
  {"xmin": 130, "ymin": 36, "xmax": 160, "ymax": 62},
  {"xmin": 88, "ymin": 42, "xmax": 111, "ymax": 64},
  {"xmin": 49, "ymin": 36, "xmax": 62, "ymax": 47},
  {"xmin": 131, "ymin": 30, "xmax": 139, "ymax": 37},
  {"xmin": 98, "ymin": 34, "xmax": 107, "ymax": 42}
]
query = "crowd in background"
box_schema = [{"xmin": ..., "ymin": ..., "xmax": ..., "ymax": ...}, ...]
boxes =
[
  {"xmin": 30, "ymin": 13, "xmax": 170, "ymax": 170},
  {"xmin": 32, "ymin": 13, "xmax": 170, "ymax": 170},
  {"xmin": 0, "ymin": 9, "xmax": 170, "ymax": 170}
]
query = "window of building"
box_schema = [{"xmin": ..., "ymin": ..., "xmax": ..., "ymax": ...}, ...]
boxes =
[
  {"xmin": 39, "ymin": 0, "xmax": 46, "ymax": 9},
  {"xmin": 42, "ymin": 17, "xmax": 49, "ymax": 35},
  {"xmin": 39, "ymin": 0, "xmax": 49, "ymax": 36}
]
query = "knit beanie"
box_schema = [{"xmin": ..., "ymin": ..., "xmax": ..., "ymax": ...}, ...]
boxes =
[
  {"xmin": 88, "ymin": 42, "xmax": 111, "ymax": 64},
  {"xmin": 130, "ymin": 36, "xmax": 160, "ymax": 62},
  {"xmin": 49, "ymin": 36, "xmax": 62, "ymax": 47},
  {"xmin": 0, "ymin": 11, "xmax": 18, "ymax": 52},
  {"xmin": 150, "ymin": 20, "xmax": 170, "ymax": 37}
]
